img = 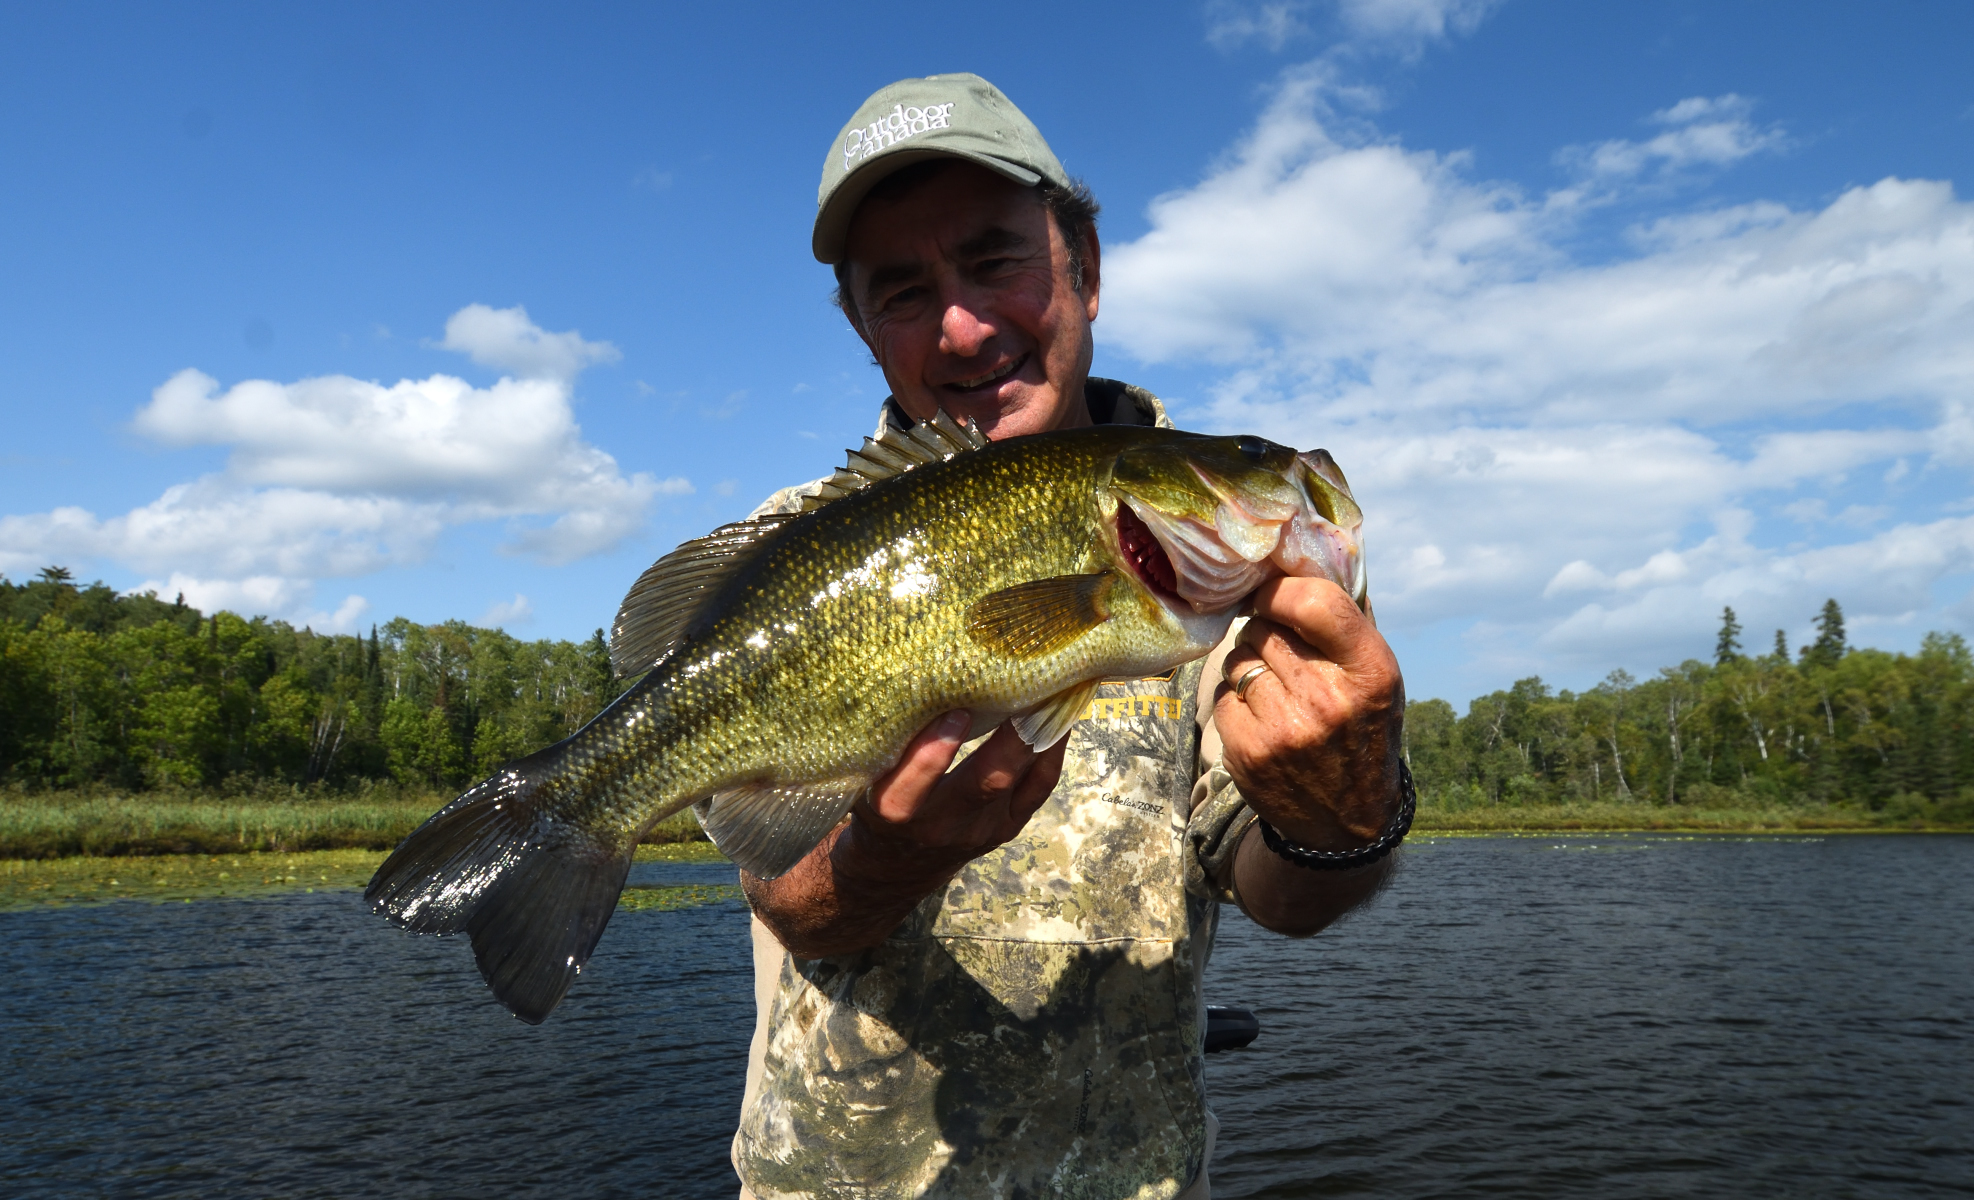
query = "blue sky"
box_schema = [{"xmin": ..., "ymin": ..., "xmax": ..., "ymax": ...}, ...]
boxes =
[{"xmin": 4, "ymin": 1, "xmax": 1972, "ymax": 706}]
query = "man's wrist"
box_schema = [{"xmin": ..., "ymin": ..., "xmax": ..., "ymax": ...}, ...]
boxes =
[
  {"xmin": 1249, "ymin": 762, "xmax": 1407, "ymax": 851},
  {"xmin": 1255, "ymin": 762, "xmax": 1414, "ymax": 869}
]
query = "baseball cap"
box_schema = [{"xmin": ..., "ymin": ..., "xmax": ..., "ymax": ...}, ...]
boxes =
[{"xmin": 813, "ymin": 73, "xmax": 1071, "ymax": 264}]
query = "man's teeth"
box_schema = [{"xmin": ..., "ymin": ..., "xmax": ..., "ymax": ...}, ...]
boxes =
[{"xmin": 953, "ymin": 360, "xmax": 1016, "ymax": 389}]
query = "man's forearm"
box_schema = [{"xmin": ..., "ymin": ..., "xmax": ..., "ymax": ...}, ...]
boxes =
[
  {"xmin": 742, "ymin": 817, "xmax": 965, "ymax": 958},
  {"xmin": 1229, "ymin": 821, "xmax": 1396, "ymax": 937}
]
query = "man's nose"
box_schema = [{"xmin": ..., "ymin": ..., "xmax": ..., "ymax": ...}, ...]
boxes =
[{"xmin": 937, "ymin": 302, "xmax": 995, "ymax": 358}]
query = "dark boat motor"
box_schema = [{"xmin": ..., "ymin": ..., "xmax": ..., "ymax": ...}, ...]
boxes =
[{"xmin": 1204, "ymin": 1005, "xmax": 1260, "ymax": 1053}]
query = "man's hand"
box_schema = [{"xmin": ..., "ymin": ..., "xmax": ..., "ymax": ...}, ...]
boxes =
[
  {"xmin": 744, "ymin": 712, "xmax": 1067, "ymax": 959},
  {"xmin": 861, "ymin": 713, "xmax": 1068, "ymax": 866},
  {"xmin": 1211, "ymin": 576, "xmax": 1405, "ymax": 934}
]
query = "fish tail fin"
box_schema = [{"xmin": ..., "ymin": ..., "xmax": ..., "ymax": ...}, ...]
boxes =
[{"xmin": 365, "ymin": 745, "xmax": 633, "ymax": 1025}]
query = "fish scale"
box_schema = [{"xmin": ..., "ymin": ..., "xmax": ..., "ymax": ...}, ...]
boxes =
[
  {"xmin": 634, "ymin": 433, "xmax": 1140, "ymax": 816},
  {"xmin": 366, "ymin": 420, "xmax": 1366, "ymax": 1023}
]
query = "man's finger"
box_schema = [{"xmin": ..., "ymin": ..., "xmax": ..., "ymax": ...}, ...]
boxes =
[
  {"xmin": 950, "ymin": 720, "xmax": 1050, "ymax": 798},
  {"xmin": 1006, "ymin": 734, "xmax": 1071, "ymax": 821},
  {"xmin": 869, "ymin": 710, "xmax": 971, "ymax": 822},
  {"xmin": 1248, "ymin": 577, "xmax": 1375, "ymax": 669}
]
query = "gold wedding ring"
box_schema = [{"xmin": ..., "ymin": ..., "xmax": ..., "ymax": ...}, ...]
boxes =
[{"xmin": 1231, "ymin": 662, "xmax": 1271, "ymax": 702}]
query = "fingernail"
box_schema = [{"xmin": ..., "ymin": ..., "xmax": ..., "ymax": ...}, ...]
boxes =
[{"xmin": 939, "ymin": 711, "xmax": 970, "ymax": 738}]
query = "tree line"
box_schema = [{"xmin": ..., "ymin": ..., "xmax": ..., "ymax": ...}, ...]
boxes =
[
  {"xmin": 1, "ymin": 568, "xmax": 621, "ymax": 791},
  {"xmin": 5, "ymin": 569, "xmax": 1972, "ymax": 818},
  {"xmin": 1404, "ymin": 600, "xmax": 1974, "ymax": 819}
]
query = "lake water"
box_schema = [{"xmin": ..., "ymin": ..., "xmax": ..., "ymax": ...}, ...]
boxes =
[{"xmin": 4, "ymin": 836, "xmax": 1970, "ymax": 1198}]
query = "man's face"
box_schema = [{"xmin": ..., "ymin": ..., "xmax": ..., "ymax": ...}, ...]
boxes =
[{"xmin": 841, "ymin": 162, "xmax": 1100, "ymax": 440}]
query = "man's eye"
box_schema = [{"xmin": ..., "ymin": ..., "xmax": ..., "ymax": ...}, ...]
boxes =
[{"xmin": 880, "ymin": 285, "xmax": 927, "ymax": 311}]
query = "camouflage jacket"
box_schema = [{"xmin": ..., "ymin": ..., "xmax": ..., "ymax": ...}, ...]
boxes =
[{"xmin": 732, "ymin": 380, "xmax": 1258, "ymax": 1200}]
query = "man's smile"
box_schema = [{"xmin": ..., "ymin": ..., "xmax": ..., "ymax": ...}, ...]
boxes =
[{"xmin": 941, "ymin": 352, "xmax": 1028, "ymax": 395}]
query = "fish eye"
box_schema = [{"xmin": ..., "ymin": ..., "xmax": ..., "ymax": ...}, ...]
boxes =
[{"xmin": 1236, "ymin": 436, "xmax": 1271, "ymax": 463}]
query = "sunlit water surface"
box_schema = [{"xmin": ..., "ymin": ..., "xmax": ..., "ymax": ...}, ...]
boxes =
[{"xmin": 5, "ymin": 838, "xmax": 1970, "ymax": 1198}]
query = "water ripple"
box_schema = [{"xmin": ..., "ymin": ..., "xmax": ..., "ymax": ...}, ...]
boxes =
[{"xmin": 3, "ymin": 835, "xmax": 1970, "ymax": 1197}]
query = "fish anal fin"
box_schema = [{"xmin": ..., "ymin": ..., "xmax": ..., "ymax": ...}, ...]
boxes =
[
  {"xmin": 965, "ymin": 573, "xmax": 1112, "ymax": 659},
  {"xmin": 1012, "ymin": 679, "xmax": 1099, "ymax": 750},
  {"xmin": 610, "ymin": 512, "xmax": 801, "ymax": 678},
  {"xmin": 695, "ymin": 778, "xmax": 866, "ymax": 881}
]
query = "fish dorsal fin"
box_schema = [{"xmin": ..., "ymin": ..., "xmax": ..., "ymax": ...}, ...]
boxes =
[
  {"xmin": 609, "ymin": 511, "xmax": 802, "ymax": 678},
  {"xmin": 611, "ymin": 411, "xmax": 987, "ymax": 675},
  {"xmin": 796, "ymin": 409, "xmax": 989, "ymax": 513}
]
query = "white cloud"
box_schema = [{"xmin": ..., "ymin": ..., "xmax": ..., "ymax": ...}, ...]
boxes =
[
  {"xmin": 477, "ymin": 593, "xmax": 534, "ymax": 629},
  {"xmin": 1206, "ymin": 1, "xmax": 1314, "ymax": 51},
  {"xmin": 1, "ymin": 305, "xmax": 687, "ymax": 627},
  {"xmin": 1562, "ymin": 94, "xmax": 1784, "ymax": 182},
  {"xmin": 130, "ymin": 367, "xmax": 679, "ymax": 553},
  {"xmin": 435, "ymin": 303, "xmax": 620, "ymax": 383},
  {"xmin": 1102, "ymin": 73, "xmax": 1974, "ymax": 691},
  {"xmin": 1335, "ymin": 0, "xmax": 1496, "ymax": 43},
  {"xmin": 123, "ymin": 574, "xmax": 373, "ymax": 634},
  {"xmin": 1205, "ymin": 0, "xmax": 1497, "ymax": 53},
  {"xmin": 0, "ymin": 482, "xmax": 441, "ymax": 581}
]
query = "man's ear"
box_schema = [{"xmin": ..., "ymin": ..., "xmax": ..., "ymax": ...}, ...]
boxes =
[{"xmin": 1079, "ymin": 228, "xmax": 1101, "ymax": 322}]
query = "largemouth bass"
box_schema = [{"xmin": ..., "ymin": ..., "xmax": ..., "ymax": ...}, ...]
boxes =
[{"xmin": 367, "ymin": 412, "xmax": 1366, "ymax": 1022}]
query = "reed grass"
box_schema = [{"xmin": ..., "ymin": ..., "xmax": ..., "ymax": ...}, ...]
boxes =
[
  {"xmin": 0, "ymin": 841, "xmax": 734, "ymax": 912},
  {"xmin": 0, "ymin": 787, "xmax": 710, "ymax": 859},
  {"xmin": 0, "ymin": 849, "xmax": 388, "ymax": 910},
  {"xmin": 6, "ymin": 785, "xmax": 1955, "ymax": 867},
  {"xmin": 1413, "ymin": 799, "xmax": 1965, "ymax": 833}
]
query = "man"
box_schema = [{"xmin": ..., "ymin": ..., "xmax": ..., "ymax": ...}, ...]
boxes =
[{"xmin": 730, "ymin": 74, "xmax": 1407, "ymax": 1200}]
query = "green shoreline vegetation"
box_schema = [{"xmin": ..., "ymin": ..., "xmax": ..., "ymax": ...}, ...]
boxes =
[
  {"xmin": 0, "ymin": 787, "xmax": 708, "ymax": 861},
  {"xmin": 0, "ymin": 842, "xmax": 733, "ymax": 912},
  {"xmin": 1402, "ymin": 599, "xmax": 1974, "ymax": 833},
  {"xmin": 3, "ymin": 571, "xmax": 1969, "ymax": 910}
]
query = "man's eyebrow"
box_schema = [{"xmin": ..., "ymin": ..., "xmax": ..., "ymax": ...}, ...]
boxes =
[
  {"xmin": 862, "ymin": 260, "xmax": 924, "ymax": 302},
  {"xmin": 858, "ymin": 227, "xmax": 1034, "ymax": 306},
  {"xmin": 956, "ymin": 226, "xmax": 1028, "ymax": 258}
]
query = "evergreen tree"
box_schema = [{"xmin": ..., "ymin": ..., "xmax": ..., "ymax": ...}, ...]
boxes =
[
  {"xmin": 1716, "ymin": 606, "xmax": 1743, "ymax": 664},
  {"xmin": 586, "ymin": 629, "xmax": 618, "ymax": 704},
  {"xmin": 1773, "ymin": 629, "xmax": 1789, "ymax": 662},
  {"xmin": 361, "ymin": 623, "xmax": 385, "ymax": 743},
  {"xmin": 1804, "ymin": 598, "xmax": 1847, "ymax": 669}
]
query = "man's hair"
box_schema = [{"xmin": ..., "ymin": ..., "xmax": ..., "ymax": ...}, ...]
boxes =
[{"xmin": 830, "ymin": 159, "xmax": 1101, "ymax": 335}]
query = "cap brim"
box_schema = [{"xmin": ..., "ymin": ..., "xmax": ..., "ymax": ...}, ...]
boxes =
[{"xmin": 812, "ymin": 149, "xmax": 1043, "ymax": 264}]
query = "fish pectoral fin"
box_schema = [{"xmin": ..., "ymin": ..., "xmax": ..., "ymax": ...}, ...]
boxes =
[
  {"xmin": 365, "ymin": 746, "xmax": 634, "ymax": 1025},
  {"xmin": 695, "ymin": 778, "xmax": 866, "ymax": 881},
  {"xmin": 1012, "ymin": 679, "xmax": 1099, "ymax": 750},
  {"xmin": 964, "ymin": 573, "xmax": 1113, "ymax": 659}
]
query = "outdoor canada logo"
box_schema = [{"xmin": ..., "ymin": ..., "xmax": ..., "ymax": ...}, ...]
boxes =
[{"xmin": 843, "ymin": 102, "xmax": 955, "ymax": 170}]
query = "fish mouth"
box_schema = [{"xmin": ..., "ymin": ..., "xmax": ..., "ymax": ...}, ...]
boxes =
[
  {"xmin": 1112, "ymin": 446, "xmax": 1368, "ymax": 615},
  {"xmin": 1116, "ymin": 504, "xmax": 1181, "ymax": 603}
]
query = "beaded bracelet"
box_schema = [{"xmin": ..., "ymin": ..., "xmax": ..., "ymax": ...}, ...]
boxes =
[{"xmin": 1256, "ymin": 761, "xmax": 1416, "ymax": 870}]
